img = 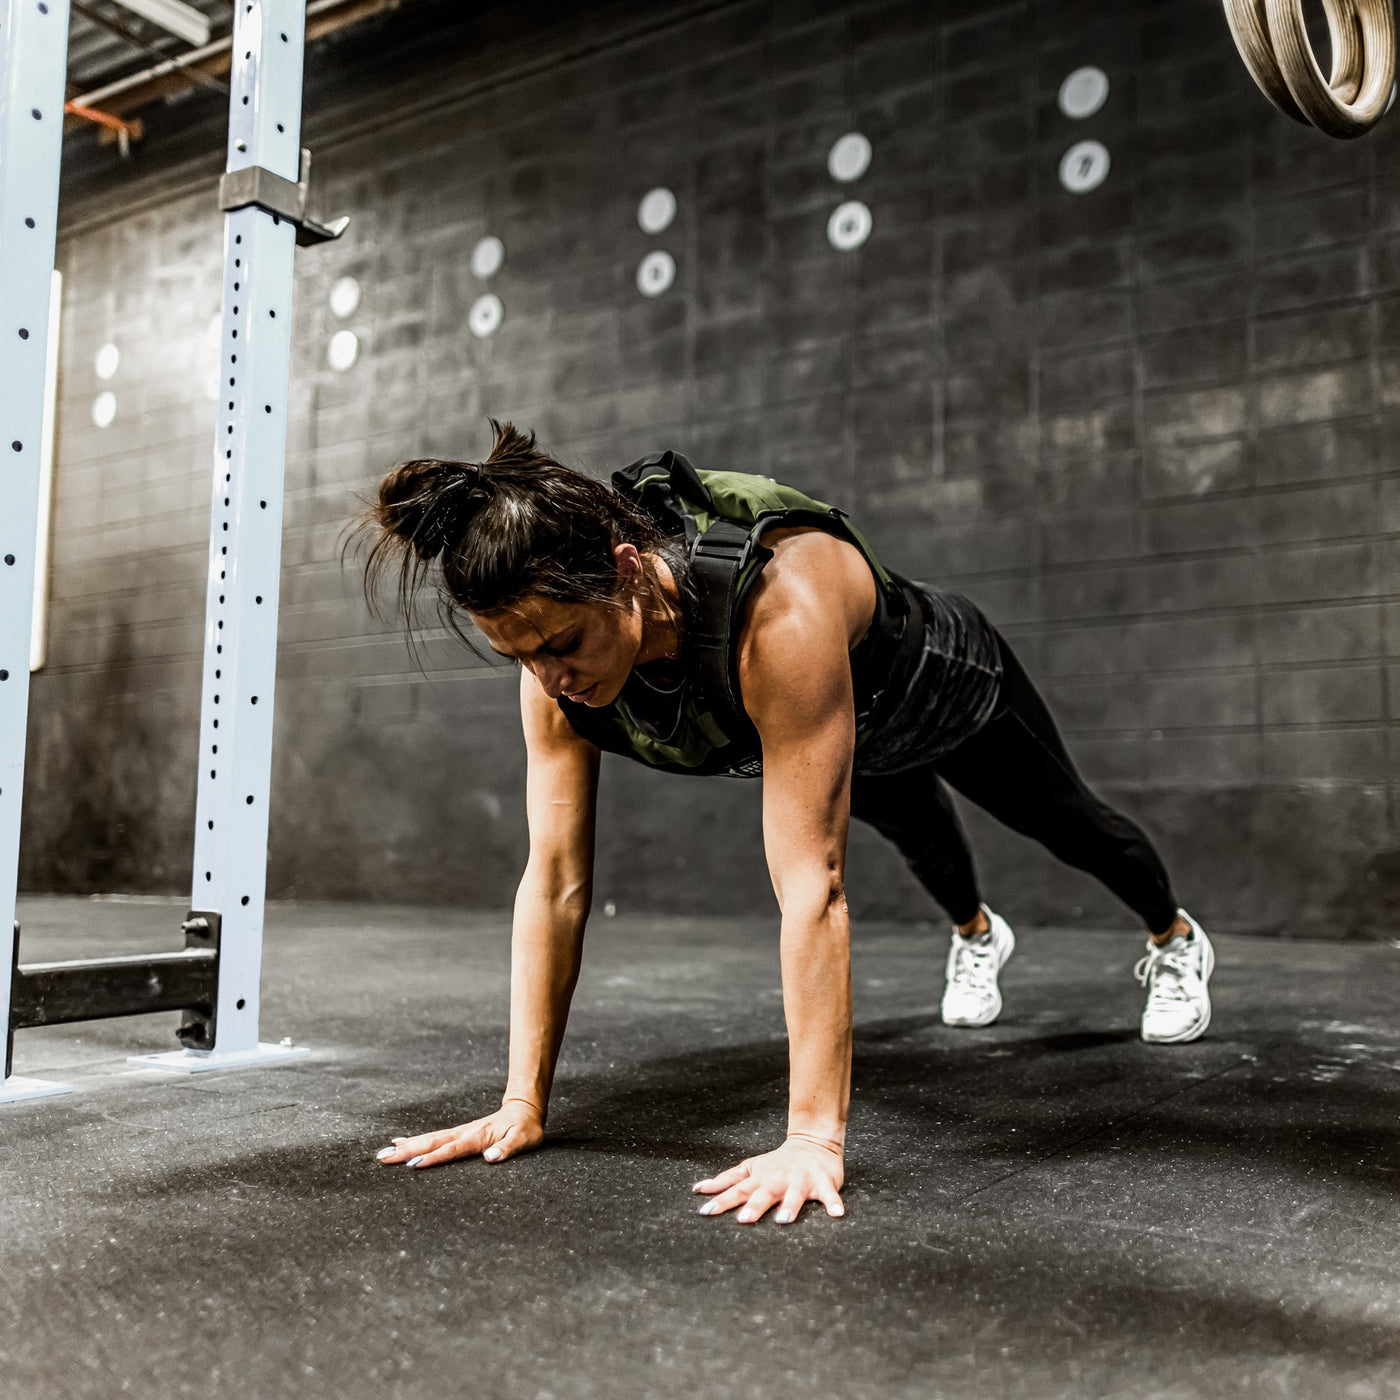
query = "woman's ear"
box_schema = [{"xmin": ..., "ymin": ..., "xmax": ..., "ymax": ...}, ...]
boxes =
[{"xmin": 613, "ymin": 542, "xmax": 645, "ymax": 589}]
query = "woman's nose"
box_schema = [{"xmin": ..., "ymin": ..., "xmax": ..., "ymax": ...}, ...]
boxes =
[{"xmin": 532, "ymin": 660, "xmax": 572, "ymax": 699}]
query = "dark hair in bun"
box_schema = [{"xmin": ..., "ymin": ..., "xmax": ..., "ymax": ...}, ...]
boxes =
[{"xmin": 354, "ymin": 419, "xmax": 690, "ymax": 658}]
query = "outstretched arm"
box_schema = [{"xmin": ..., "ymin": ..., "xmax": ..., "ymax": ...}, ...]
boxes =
[
  {"xmin": 378, "ymin": 666, "xmax": 600, "ymax": 1169},
  {"xmin": 695, "ymin": 539, "xmax": 863, "ymax": 1225}
]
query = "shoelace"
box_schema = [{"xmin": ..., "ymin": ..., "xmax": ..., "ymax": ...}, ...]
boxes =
[
  {"xmin": 950, "ymin": 935, "xmax": 999, "ymax": 994},
  {"xmin": 1133, "ymin": 943, "xmax": 1196, "ymax": 1005}
]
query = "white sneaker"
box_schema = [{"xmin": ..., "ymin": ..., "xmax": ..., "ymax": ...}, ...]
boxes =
[
  {"xmin": 1135, "ymin": 909, "xmax": 1214, "ymax": 1044},
  {"xmin": 941, "ymin": 905, "xmax": 1016, "ymax": 1027}
]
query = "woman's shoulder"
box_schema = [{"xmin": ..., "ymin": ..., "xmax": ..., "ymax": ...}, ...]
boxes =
[{"xmin": 738, "ymin": 525, "xmax": 878, "ymax": 661}]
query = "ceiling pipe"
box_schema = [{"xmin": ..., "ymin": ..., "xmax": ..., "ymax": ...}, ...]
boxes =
[
  {"xmin": 70, "ymin": 0, "xmax": 404, "ymax": 111},
  {"xmin": 64, "ymin": 100, "xmax": 144, "ymax": 156}
]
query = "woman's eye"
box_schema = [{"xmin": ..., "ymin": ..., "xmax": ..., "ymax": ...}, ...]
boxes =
[{"xmin": 553, "ymin": 637, "xmax": 580, "ymax": 656}]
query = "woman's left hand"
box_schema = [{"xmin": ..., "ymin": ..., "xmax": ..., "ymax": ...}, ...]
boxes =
[{"xmin": 693, "ymin": 1134, "xmax": 845, "ymax": 1225}]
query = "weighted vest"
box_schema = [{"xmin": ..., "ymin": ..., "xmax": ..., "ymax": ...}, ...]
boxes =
[{"xmin": 556, "ymin": 451, "xmax": 918, "ymax": 778}]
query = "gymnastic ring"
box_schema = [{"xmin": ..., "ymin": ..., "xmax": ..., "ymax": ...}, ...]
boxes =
[{"xmin": 1222, "ymin": 0, "xmax": 1395, "ymax": 138}]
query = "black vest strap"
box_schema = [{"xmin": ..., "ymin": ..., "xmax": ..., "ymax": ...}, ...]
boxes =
[{"xmin": 689, "ymin": 518, "xmax": 759, "ymax": 742}]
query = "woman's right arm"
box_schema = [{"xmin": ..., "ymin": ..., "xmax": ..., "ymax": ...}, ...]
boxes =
[{"xmin": 377, "ymin": 666, "xmax": 600, "ymax": 1170}]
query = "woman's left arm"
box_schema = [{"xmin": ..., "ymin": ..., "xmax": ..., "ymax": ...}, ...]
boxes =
[{"xmin": 694, "ymin": 543, "xmax": 863, "ymax": 1226}]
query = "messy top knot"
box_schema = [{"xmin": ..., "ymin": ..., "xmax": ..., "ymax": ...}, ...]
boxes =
[
  {"xmin": 354, "ymin": 419, "xmax": 691, "ymax": 659},
  {"xmin": 375, "ymin": 458, "xmax": 496, "ymax": 563}
]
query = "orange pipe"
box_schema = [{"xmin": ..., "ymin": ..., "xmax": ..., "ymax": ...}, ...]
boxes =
[{"xmin": 64, "ymin": 100, "xmax": 143, "ymax": 139}]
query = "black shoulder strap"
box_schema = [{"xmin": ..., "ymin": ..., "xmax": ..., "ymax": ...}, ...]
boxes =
[
  {"xmin": 613, "ymin": 449, "xmax": 714, "ymax": 547},
  {"xmin": 689, "ymin": 517, "xmax": 769, "ymax": 746}
]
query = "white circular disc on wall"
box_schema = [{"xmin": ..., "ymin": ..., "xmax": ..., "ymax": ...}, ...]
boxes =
[
  {"xmin": 94, "ymin": 342, "xmax": 120, "ymax": 380},
  {"xmin": 827, "ymin": 200, "xmax": 873, "ymax": 251},
  {"xmin": 92, "ymin": 391, "xmax": 116, "ymax": 428},
  {"xmin": 470, "ymin": 236, "xmax": 505, "ymax": 280},
  {"xmin": 1058, "ymin": 66, "xmax": 1110, "ymax": 119},
  {"xmin": 469, "ymin": 293, "xmax": 505, "ymax": 337},
  {"xmin": 637, "ymin": 187, "xmax": 677, "ymax": 235},
  {"xmin": 329, "ymin": 276, "xmax": 361, "ymax": 319},
  {"xmin": 636, "ymin": 250, "xmax": 676, "ymax": 297},
  {"xmin": 1059, "ymin": 139, "xmax": 1111, "ymax": 193},
  {"xmin": 827, "ymin": 132, "xmax": 872, "ymax": 183},
  {"xmin": 327, "ymin": 329, "xmax": 360, "ymax": 372}
]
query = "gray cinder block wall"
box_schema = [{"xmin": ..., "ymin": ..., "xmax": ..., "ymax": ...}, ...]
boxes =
[{"xmin": 20, "ymin": 0, "xmax": 1400, "ymax": 937}]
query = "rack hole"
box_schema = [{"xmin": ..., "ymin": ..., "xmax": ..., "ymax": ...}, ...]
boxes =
[
  {"xmin": 10, "ymin": 442, "xmax": 20, "ymax": 452},
  {"xmin": 18, "ymin": 328, "xmax": 29, "ymax": 340},
  {"xmin": 4, "ymin": 555, "xmax": 13, "ymax": 565},
  {"xmin": 241, "ymin": 895, "xmax": 250, "ymax": 904},
  {"xmin": 251, "ymin": 695, "xmax": 259, "ymax": 704},
  {"xmin": 24, "ymin": 217, "xmax": 35, "ymax": 228},
  {"xmin": 236, "ymin": 998, "xmax": 246, "ymax": 1009},
  {"xmin": 30, "ymin": 109, "xmax": 41, "ymax": 121},
  {"xmin": 255, "ymin": 596, "xmax": 263, "ymax": 604},
  {"xmin": 246, "ymin": 795, "xmax": 254, "ymax": 804}
]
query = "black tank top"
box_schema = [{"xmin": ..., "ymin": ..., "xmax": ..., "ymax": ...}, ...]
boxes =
[{"xmin": 558, "ymin": 468, "xmax": 1002, "ymax": 777}]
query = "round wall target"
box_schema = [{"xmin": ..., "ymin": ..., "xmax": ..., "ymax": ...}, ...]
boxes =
[
  {"xmin": 92, "ymin": 391, "xmax": 116, "ymax": 428},
  {"xmin": 471, "ymin": 236, "xmax": 505, "ymax": 280},
  {"xmin": 1058, "ymin": 66, "xmax": 1110, "ymax": 119},
  {"xmin": 327, "ymin": 329, "xmax": 359, "ymax": 371},
  {"xmin": 636, "ymin": 250, "xmax": 676, "ymax": 297},
  {"xmin": 94, "ymin": 342, "xmax": 119, "ymax": 380},
  {"xmin": 469, "ymin": 293, "xmax": 504, "ymax": 337},
  {"xmin": 1059, "ymin": 140, "xmax": 1111, "ymax": 193},
  {"xmin": 329, "ymin": 276, "xmax": 361, "ymax": 319},
  {"xmin": 638, "ymin": 188, "xmax": 677, "ymax": 235},
  {"xmin": 827, "ymin": 133, "xmax": 872, "ymax": 183},
  {"xmin": 827, "ymin": 200, "xmax": 873, "ymax": 251}
]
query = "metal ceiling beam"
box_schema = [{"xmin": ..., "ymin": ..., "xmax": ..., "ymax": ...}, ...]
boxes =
[
  {"xmin": 108, "ymin": 0, "xmax": 211, "ymax": 47},
  {"xmin": 68, "ymin": 0, "xmax": 407, "ymax": 116}
]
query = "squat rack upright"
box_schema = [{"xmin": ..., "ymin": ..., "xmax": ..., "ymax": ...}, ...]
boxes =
[{"xmin": 0, "ymin": 0, "xmax": 344, "ymax": 1102}]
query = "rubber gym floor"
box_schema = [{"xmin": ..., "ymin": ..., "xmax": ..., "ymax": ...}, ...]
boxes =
[{"xmin": 2, "ymin": 894, "xmax": 1396, "ymax": 1400}]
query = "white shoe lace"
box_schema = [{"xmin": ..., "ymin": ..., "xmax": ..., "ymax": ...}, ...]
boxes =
[
  {"xmin": 1134, "ymin": 942, "xmax": 1196, "ymax": 1008},
  {"xmin": 949, "ymin": 935, "xmax": 999, "ymax": 999}
]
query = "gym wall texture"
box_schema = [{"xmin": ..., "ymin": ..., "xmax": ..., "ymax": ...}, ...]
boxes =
[{"xmin": 21, "ymin": 0, "xmax": 1400, "ymax": 937}]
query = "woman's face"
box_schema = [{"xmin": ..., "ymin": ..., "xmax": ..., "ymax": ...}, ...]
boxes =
[{"xmin": 470, "ymin": 546, "xmax": 647, "ymax": 706}]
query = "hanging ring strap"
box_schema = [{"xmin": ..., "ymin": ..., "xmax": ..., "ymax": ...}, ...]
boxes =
[{"xmin": 1223, "ymin": 0, "xmax": 1395, "ymax": 138}]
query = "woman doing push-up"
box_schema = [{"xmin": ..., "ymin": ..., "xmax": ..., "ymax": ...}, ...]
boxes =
[{"xmin": 362, "ymin": 420, "xmax": 1214, "ymax": 1225}]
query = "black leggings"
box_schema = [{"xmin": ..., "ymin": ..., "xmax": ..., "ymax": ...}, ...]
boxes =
[{"xmin": 850, "ymin": 633, "xmax": 1179, "ymax": 935}]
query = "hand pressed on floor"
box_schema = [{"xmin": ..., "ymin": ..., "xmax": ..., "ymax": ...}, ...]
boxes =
[
  {"xmin": 375, "ymin": 1100, "xmax": 544, "ymax": 1169},
  {"xmin": 693, "ymin": 1135, "xmax": 845, "ymax": 1225}
]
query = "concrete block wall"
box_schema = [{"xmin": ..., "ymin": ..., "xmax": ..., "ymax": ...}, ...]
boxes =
[{"xmin": 20, "ymin": 0, "xmax": 1400, "ymax": 937}]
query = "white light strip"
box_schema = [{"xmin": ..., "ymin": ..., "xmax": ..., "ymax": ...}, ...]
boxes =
[
  {"xmin": 31, "ymin": 270, "xmax": 61, "ymax": 675},
  {"xmin": 110, "ymin": 0, "xmax": 211, "ymax": 47}
]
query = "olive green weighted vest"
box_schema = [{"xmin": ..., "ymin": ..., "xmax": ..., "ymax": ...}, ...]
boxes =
[{"xmin": 556, "ymin": 451, "xmax": 907, "ymax": 779}]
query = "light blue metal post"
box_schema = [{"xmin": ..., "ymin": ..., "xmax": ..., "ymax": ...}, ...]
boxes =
[
  {"xmin": 130, "ymin": 0, "xmax": 313, "ymax": 1073},
  {"xmin": 0, "ymin": 0, "xmax": 73, "ymax": 1102}
]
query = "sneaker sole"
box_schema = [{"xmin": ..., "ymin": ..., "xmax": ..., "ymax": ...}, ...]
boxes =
[
  {"xmin": 1141, "ymin": 936, "xmax": 1215, "ymax": 1044},
  {"xmin": 941, "ymin": 926, "xmax": 1015, "ymax": 1028}
]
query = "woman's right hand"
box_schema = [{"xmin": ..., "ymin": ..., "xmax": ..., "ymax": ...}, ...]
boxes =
[{"xmin": 375, "ymin": 1100, "xmax": 544, "ymax": 1170}]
